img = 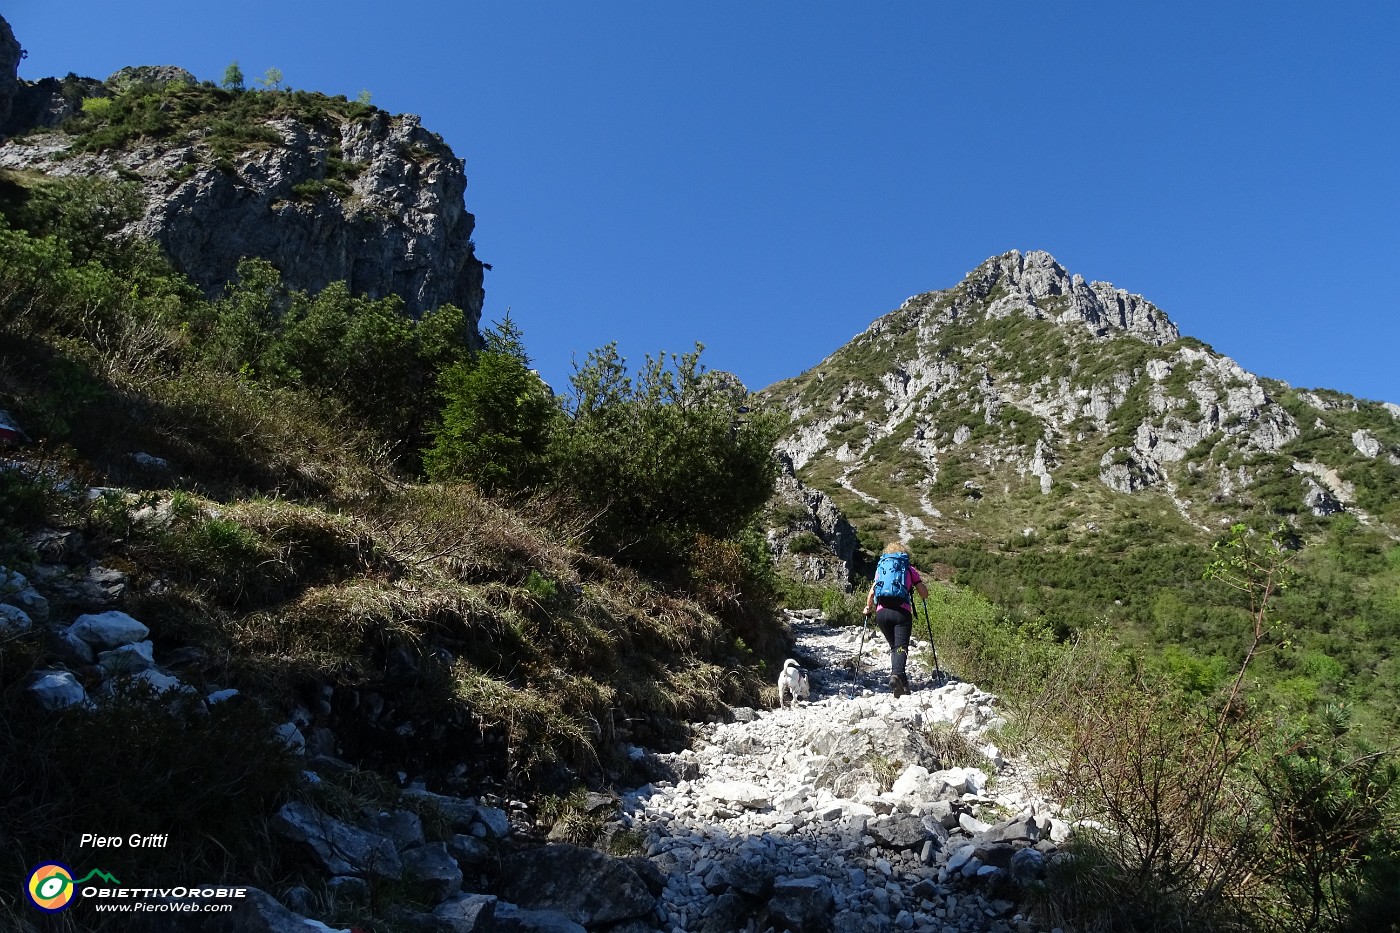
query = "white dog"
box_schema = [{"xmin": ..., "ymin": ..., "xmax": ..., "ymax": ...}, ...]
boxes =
[{"xmin": 777, "ymin": 659, "xmax": 811, "ymax": 708}]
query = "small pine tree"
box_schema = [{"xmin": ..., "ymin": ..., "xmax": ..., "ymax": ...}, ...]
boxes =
[
  {"xmin": 221, "ymin": 61, "xmax": 245, "ymax": 92},
  {"xmin": 552, "ymin": 342, "xmax": 780, "ymax": 571},
  {"xmin": 424, "ymin": 316, "xmax": 557, "ymax": 494}
]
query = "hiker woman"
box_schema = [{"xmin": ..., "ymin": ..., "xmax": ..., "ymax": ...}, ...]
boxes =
[{"xmin": 862, "ymin": 543, "xmax": 928, "ymax": 697}]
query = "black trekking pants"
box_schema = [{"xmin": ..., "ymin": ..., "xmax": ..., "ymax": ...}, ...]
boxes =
[{"xmin": 875, "ymin": 605, "xmax": 912, "ymax": 678}]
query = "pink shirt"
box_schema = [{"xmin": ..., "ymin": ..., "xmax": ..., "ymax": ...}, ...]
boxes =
[{"xmin": 898, "ymin": 566, "xmax": 923, "ymax": 612}]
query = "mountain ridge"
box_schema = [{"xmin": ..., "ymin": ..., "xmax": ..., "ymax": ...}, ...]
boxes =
[{"xmin": 761, "ymin": 248, "xmax": 1400, "ymax": 584}]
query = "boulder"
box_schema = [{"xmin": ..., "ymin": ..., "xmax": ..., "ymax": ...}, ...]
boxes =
[
  {"xmin": 272, "ymin": 802, "xmax": 402, "ymax": 879},
  {"xmin": 492, "ymin": 903, "xmax": 584, "ymax": 933},
  {"xmin": 767, "ymin": 876, "xmax": 834, "ymax": 933},
  {"xmin": 28, "ymin": 670, "xmax": 87, "ymax": 710},
  {"xmin": 497, "ymin": 844, "xmax": 654, "ymax": 928},
  {"xmin": 274, "ymin": 722, "xmax": 306, "ymax": 753},
  {"xmin": 981, "ymin": 815, "xmax": 1039, "ymax": 845},
  {"xmin": 2, "ymin": 567, "xmax": 48, "ymax": 622},
  {"xmin": 97, "ymin": 640, "xmax": 156, "ymax": 676},
  {"xmin": 47, "ymin": 627, "xmax": 96, "ymax": 665},
  {"xmin": 68, "ymin": 610, "xmax": 149, "ymax": 650},
  {"xmin": 325, "ymin": 876, "xmax": 370, "ymax": 906},
  {"xmin": 433, "ymin": 893, "xmax": 497, "ymax": 932},
  {"xmin": 698, "ymin": 891, "xmax": 752, "ymax": 933},
  {"xmin": 0, "ymin": 602, "xmax": 32, "ymax": 637},
  {"xmin": 867, "ymin": 814, "xmax": 930, "ymax": 851},
  {"xmin": 475, "ymin": 804, "xmax": 512, "ymax": 839},
  {"xmin": 447, "ymin": 833, "xmax": 493, "ymax": 867},
  {"xmin": 403, "ymin": 786, "xmax": 481, "ymax": 832},
  {"xmin": 370, "ymin": 810, "xmax": 426, "ymax": 850},
  {"xmin": 1009, "ymin": 846, "xmax": 1047, "ymax": 884},
  {"xmin": 703, "ymin": 780, "xmax": 771, "ymax": 809},
  {"xmin": 401, "ymin": 842, "xmax": 463, "ymax": 904},
  {"xmin": 121, "ymin": 668, "xmax": 198, "ymax": 699}
]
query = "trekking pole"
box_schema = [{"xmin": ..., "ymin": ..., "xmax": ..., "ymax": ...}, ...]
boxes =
[
  {"xmin": 855, "ymin": 608, "xmax": 871, "ymax": 673},
  {"xmin": 920, "ymin": 595, "xmax": 942, "ymax": 686}
]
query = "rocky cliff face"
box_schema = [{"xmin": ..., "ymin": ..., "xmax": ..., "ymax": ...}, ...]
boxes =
[
  {"xmin": 0, "ymin": 16, "xmax": 17, "ymax": 132},
  {"xmin": 0, "ymin": 17, "xmax": 484, "ymax": 334},
  {"xmin": 0, "ymin": 16, "xmax": 111, "ymax": 140},
  {"xmin": 766, "ymin": 457, "xmax": 860, "ymax": 587},
  {"xmin": 761, "ymin": 250, "xmax": 1400, "ymax": 571}
]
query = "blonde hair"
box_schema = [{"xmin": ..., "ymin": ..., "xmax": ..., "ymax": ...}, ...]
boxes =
[{"xmin": 882, "ymin": 542, "xmax": 906, "ymax": 555}]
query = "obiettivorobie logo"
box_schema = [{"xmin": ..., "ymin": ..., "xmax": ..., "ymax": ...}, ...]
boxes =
[
  {"xmin": 24, "ymin": 861, "xmax": 249, "ymax": 916},
  {"xmin": 25, "ymin": 863, "xmax": 122, "ymax": 913}
]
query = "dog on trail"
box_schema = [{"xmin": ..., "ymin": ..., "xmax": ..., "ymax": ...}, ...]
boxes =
[{"xmin": 777, "ymin": 659, "xmax": 811, "ymax": 708}]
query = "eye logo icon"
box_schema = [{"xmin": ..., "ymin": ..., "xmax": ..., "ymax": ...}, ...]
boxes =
[
  {"xmin": 26, "ymin": 863, "xmax": 76, "ymax": 912},
  {"xmin": 25, "ymin": 863, "xmax": 120, "ymax": 913}
]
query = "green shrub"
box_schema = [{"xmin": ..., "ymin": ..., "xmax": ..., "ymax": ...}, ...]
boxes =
[
  {"xmin": 424, "ymin": 317, "xmax": 557, "ymax": 493},
  {"xmin": 0, "ymin": 465, "xmax": 62, "ymax": 560},
  {"xmin": 190, "ymin": 261, "xmax": 474, "ymax": 463},
  {"xmin": 1244, "ymin": 706, "xmax": 1400, "ymax": 932},
  {"xmin": 821, "ymin": 587, "xmax": 865, "ymax": 625},
  {"xmin": 78, "ymin": 96, "xmax": 113, "ymax": 120},
  {"xmin": 550, "ymin": 342, "xmax": 780, "ymax": 574}
]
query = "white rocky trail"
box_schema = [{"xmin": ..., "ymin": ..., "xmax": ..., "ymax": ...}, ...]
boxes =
[{"xmin": 619, "ymin": 613, "xmax": 1070, "ymax": 933}]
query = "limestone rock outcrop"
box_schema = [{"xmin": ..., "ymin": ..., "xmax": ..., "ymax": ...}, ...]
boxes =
[
  {"xmin": 1, "ymin": 108, "xmax": 485, "ymax": 332},
  {"xmin": 759, "ymin": 248, "xmax": 1400, "ymax": 565},
  {"xmin": 0, "ymin": 15, "xmax": 484, "ymax": 336},
  {"xmin": 963, "ymin": 249, "xmax": 1180, "ymax": 346}
]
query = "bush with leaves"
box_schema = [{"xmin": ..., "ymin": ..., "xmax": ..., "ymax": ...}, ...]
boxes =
[
  {"xmin": 191, "ymin": 259, "xmax": 475, "ymax": 458},
  {"xmin": 551, "ymin": 342, "xmax": 780, "ymax": 575},
  {"xmin": 1244, "ymin": 705, "xmax": 1400, "ymax": 932},
  {"xmin": 424, "ymin": 316, "xmax": 557, "ymax": 494},
  {"xmin": 1023, "ymin": 522, "xmax": 1400, "ymax": 933}
]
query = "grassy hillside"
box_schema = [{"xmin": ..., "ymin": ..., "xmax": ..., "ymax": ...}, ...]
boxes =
[{"xmin": 0, "ymin": 164, "xmax": 787, "ymax": 927}]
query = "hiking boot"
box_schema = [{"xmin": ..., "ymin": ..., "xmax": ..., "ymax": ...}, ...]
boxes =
[{"xmin": 889, "ymin": 673, "xmax": 908, "ymax": 698}]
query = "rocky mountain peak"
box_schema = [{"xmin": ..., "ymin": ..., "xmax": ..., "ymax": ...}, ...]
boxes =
[
  {"xmin": 936, "ymin": 249, "xmax": 1180, "ymax": 347},
  {"xmin": 763, "ymin": 252, "xmax": 1399, "ymax": 582}
]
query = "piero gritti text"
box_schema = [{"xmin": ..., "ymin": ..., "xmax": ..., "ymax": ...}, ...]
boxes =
[{"xmin": 79, "ymin": 833, "xmax": 170, "ymax": 849}]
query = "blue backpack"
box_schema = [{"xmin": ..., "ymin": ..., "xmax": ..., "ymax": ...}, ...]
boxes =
[{"xmin": 873, "ymin": 552, "xmax": 911, "ymax": 607}]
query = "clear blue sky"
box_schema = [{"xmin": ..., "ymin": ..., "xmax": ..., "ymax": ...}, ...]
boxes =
[{"xmin": 9, "ymin": 2, "xmax": 1399, "ymax": 403}]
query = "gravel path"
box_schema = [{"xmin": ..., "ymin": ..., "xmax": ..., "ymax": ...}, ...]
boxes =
[{"xmin": 620, "ymin": 612, "xmax": 1067, "ymax": 933}]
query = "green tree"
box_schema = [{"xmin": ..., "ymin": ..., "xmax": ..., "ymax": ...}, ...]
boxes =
[
  {"xmin": 552, "ymin": 342, "xmax": 779, "ymax": 573},
  {"xmin": 264, "ymin": 281, "xmax": 418, "ymax": 426},
  {"xmin": 424, "ymin": 316, "xmax": 556, "ymax": 494},
  {"xmin": 197, "ymin": 257, "xmax": 286, "ymax": 375},
  {"xmin": 255, "ymin": 67, "xmax": 283, "ymax": 92},
  {"xmin": 221, "ymin": 61, "xmax": 245, "ymax": 92}
]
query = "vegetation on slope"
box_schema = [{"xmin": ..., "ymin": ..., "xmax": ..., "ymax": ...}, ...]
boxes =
[
  {"xmin": 762, "ymin": 257, "xmax": 1400, "ymax": 931},
  {"xmin": 919, "ymin": 532, "xmax": 1400, "ymax": 933},
  {"xmin": 0, "ymin": 165, "xmax": 786, "ymax": 928},
  {"xmin": 767, "ymin": 264, "xmax": 1400, "ymax": 741}
]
